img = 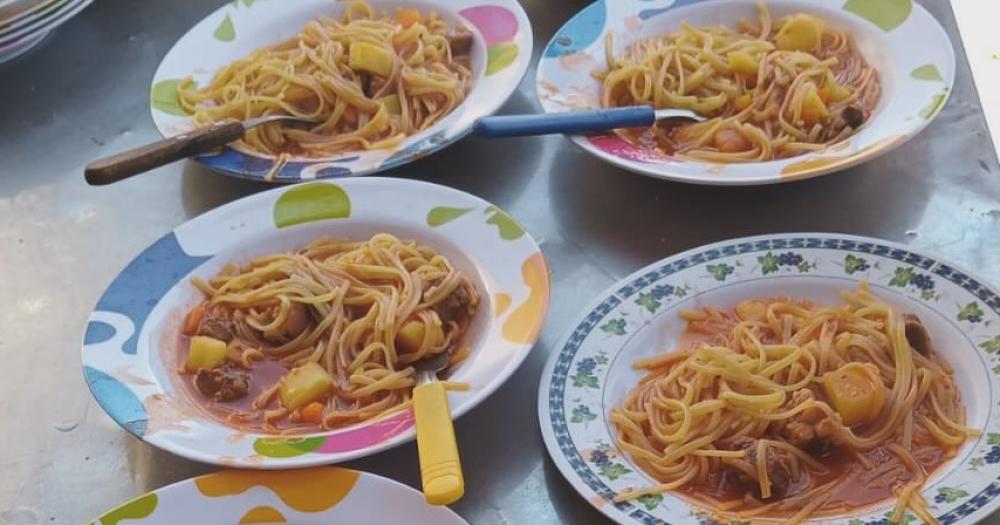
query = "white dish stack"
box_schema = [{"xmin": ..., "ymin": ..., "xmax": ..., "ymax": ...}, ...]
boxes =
[{"xmin": 0, "ymin": 0, "xmax": 92, "ymax": 64}]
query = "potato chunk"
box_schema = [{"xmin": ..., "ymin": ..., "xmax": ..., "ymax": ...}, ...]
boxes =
[
  {"xmin": 279, "ymin": 362, "xmax": 335, "ymax": 410},
  {"xmin": 349, "ymin": 42, "xmax": 395, "ymax": 77},
  {"xmin": 187, "ymin": 336, "xmax": 227, "ymax": 372},
  {"xmin": 775, "ymin": 14, "xmax": 825, "ymax": 52},
  {"xmin": 822, "ymin": 363, "xmax": 885, "ymax": 426}
]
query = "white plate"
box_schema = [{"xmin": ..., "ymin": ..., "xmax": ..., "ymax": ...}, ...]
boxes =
[
  {"xmin": 536, "ymin": 0, "xmax": 955, "ymax": 185},
  {"xmin": 0, "ymin": 0, "xmax": 87, "ymax": 47},
  {"xmin": 150, "ymin": 0, "xmax": 532, "ymax": 182},
  {"xmin": 82, "ymin": 177, "xmax": 550, "ymax": 467},
  {"xmin": 88, "ymin": 467, "xmax": 468, "ymax": 524},
  {"xmin": 540, "ymin": 233, "xmax": 1000, "ymax": 525}
]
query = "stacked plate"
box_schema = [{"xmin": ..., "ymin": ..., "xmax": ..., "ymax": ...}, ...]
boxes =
[{"xmin": 0, "ymin": 0, "xmax": 91, "ymax": 64}]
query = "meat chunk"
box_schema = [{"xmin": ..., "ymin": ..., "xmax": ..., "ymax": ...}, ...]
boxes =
[
  {"xmin": 903, "ymin": 313, "xmax": 934, "ymax": 356},
  {"xmin": 726, "ymin": 437, "xmax": 793, "ymax": 499},
  {"xmin": 283, "ymin": 302, "xmax": 312, "ymax": 339},
  {"xmin": 198, "ymin": 313, "xmax": 233, "ymax": 343},
  {"xmin": 778, "ymin": 389, "xmax": 835, "ymax": 452},
  {"xmin": 431, "ymin": 283, "xmax": 476, "ymax": 324},
  {"xmin": 447, "ymin": 31, "xmax": 474, "ymax": 56},
  {"xmin": 194, "ymin": 363, "xmax": 250, "ymax": 402},
  {"xmin": 841, "ymin": 106, "xmax": 865, "ymax": 129}
]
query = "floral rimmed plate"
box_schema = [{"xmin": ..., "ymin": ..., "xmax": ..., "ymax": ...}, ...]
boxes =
[
  {"xmin": 89, "ymin": 467, "xmax": 468, "ymax": 524},
  {"xmin": 149, "ymin": 0, "xmax": 532, "ymax": 182},
  {"xmin": 536, "ymin": 0, "xmax": 955, "ymax": 185},
  {"xmin": 539, "ymin": 233, "xmax": 1000, "ymax": 525},
  {"xmin": 82, "ymin": 177, "xmax": 550, "ymax": 467}
]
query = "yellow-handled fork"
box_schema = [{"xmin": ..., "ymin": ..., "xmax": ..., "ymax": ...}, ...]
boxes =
[{"xmin": 413, "ymin": 352, "xmax": 464, "ymax": 505}]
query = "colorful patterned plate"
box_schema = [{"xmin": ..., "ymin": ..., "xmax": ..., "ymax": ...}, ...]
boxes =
[
  {"xmin": 536, "ymin": 0, "xmax": 955, "ymax": 185},
  {"xmin": 539, "ymin": 233, "xmax": 1000, "ymax": 525},
  {"xmin": 83, "ymin": 177, "xmax": 550, "ymax": 467},
  {"xmin": 89, "ymin": 467, "xmax": 468, "ymax": 524},
  {"xmin": 150, "ymin": 0, "xmax": 532, "ymax": 182}
]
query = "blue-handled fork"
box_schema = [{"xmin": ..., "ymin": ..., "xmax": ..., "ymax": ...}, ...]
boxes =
[{"xmin": 472, "ymin": 106, "xmax": 705, "ymax": 138}]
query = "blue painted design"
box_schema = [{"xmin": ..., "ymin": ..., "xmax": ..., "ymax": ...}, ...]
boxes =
[
  {"xmin": 638, "ymin": 0, "xmax": 711, "ymax": 20},
  {"xmin": 315, "ymin": 166, "xmax": 352, "ymax": 178},
  {"xmin": 379, "ymin": 131, "xmax": 453, "ymax": 170},
  {"xmin": 83, "ymin": 320, "xmax": 116, "ymax": 345},
  {"xmin": 84, "ymin": 366, "xmax": 148, "ymax": 437},
  {"xmin": 543, "ymin": 0, "xmax": 605, "ymax": 58},
  {"xmin": 197, "ymin": 146, "xmax": 357, "ymax": 181},
  {"xmin": 93, "ymin": 232, "xmax": 210, "ymax": 355},
  {"xmin": 548, "ymin": 236, "xmax": 1000, "ymax": 524}
]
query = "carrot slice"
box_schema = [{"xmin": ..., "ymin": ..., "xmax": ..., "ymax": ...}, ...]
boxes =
[
  {"xmin": 183, "ymin": 303, "xmax": 205, "ymax": 337},
  {"xmin": 301, "ymin": 401, "xmax": 325, "ymax": 425},
  {"xmin": 396, "ymin": 8, "xmax": 422, "ymax": 28}
]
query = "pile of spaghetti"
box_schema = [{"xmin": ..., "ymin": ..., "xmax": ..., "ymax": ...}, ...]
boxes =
[
  {"xmin": 611, "ymin": 284, "xmax": 975, "ymax": 525},
  {"xmin": 597, "ymin": 2, "xmax": 880, "ymax": 162},
  {"xmin": 177, "ymin": 0, "xmax": 473, "ymax": 163},
  {"xmin": 180, "ymin": 234, "xmax": 479, "ymax": 432}
]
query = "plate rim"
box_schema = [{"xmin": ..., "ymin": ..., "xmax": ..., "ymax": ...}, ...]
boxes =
[
  {"xmin": 538, "ymin": 231, "xmax": 1000, "ymax": 525},
  {"xmin": 88, "ymin": 465, "xmax": 470, "ymax": 524}
]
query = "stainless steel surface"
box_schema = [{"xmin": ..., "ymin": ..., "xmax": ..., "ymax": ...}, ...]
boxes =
[
  {"xmin": 242, "ymin": 114, "xmax": 319, "ymax": 129},
  {"xmin": 0, "ymin": 1, "xmax": 997, "ymax": 524},
  {"xmin": 653, "ymin": 108, "xmax": 704, "ymax": 122},
  {"xmin": 415, "ymin": 352, "xmax": 450, "ymax": 385}
]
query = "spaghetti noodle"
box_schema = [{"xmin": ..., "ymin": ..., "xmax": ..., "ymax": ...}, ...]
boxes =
[
  {"xmin": 597, "ymin": 2, "xmax": 880, "ymax": 162},
  {"xmin": 611, "ymin": 284, "xmax": 975, "ymax": 525},
  {"xmin": 177, "ymin": 0, "xmax": 473, "ymax": 159},
  {"xmin": 178, "ymin": 233, "xmax": 479, "ymax": 432}
]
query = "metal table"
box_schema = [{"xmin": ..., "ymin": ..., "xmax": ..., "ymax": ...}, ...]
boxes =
[{"xmin": 1, "ymin": 0, "xmax": 997, "ymax": 523}]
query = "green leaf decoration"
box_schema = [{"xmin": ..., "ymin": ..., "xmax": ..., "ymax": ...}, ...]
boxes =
[
  {"xmin": 636, "ymin": 292, "xmax": 661, "ymax": 314},
  {"xmin": 921, "ymin": 91, "xmax": 948, "ymax": 119},
  {"xmin": 885, "ymin": 511, "xmax": 917, "ymax": 525},
  {"xmin": 570, "ymin": 405, "xmax": 597, "ymax": 423},
  {"xmin": 844, "ymin": 0, "xmax": 912, "ymax": 32},
  {"xmin": 707, "ymin": 263, "xmax": 734, "ymax": 282},
  {"xmin": 758, "ymin": 252, "xmax": 779, "ymax": 275},
  {"xmin": 987, "ymin": 432, "xmax": 1000, "ymax": 445},
  {"xmin": 486, "ymin": 42, "xmax": 519, "ymax": 76},
  {"xmin": 98, "ymin": 493, "xmax": 157, "ymax": 525},
  {"xmin": 150, "ymin": 79, "xmax": 192, "ymax": 116},
  {"xmin": 598, "ymin": 462, "xmax": 631, "ymax": 480},
  {"xmin": 844, "ymin": 254, "xmax": 868, "ymax": 275},
  {"xmin": 970, "ymin": 457, "xmax": 986, "ymax": 470},
  {"xmin": 427, "ymin": 206, "xmax": 472, "ymax": 227},
  {"xmin": 937, "ymin": 487, "xmax": 970, "ymax": 504},
  {"xmin": 600, "ymin": 319, "xmax": 626, "ymax": 336},
  {"xmin": 637, "ymin": 493, "xmax": 663, "ymax": 510},
  {"xmin": 889, "ymin": 267, "xmax": 916, "ymax": 287},
  {"xmin": 214, "ymin": 14, "xmax": 236, "ymax": 41},
  {"xmin": 253, "ymin": 436, "xmax": 325, "ymax": 458},
  {"xmin": 274, "ymin": 182, "xmax": 351, "ymax": 228},
  {"xmin": 571, "ymin": 373, "xmax": 599, "ymax": 389},
  {"xmin": 958, "ymin": 302, "xmax": 984, "ymax": 322},
  {"xmin": 484, "ymin": 206, "xmax": 525, "ymax": 240},
  {"xmin": 911, "ymin": 64, "xmax": 944, "ymax": 81},
  {"xmin": 982, "ymin": 336, "xmax": 1000, "ymax": 354}
]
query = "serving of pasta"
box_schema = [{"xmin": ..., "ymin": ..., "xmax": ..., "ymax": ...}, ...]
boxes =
[
  {"xmin": 612, "ymin": 285, "xmax": 975, "ymax": 525},
  {"xmin": 598, "ymin": 2, "xmax": 880, "ymax": 162},
  {"xmin": 177, "ymin": 0, "xmax": 474, "ymax": 161},
  {"xmin": 177, "ymin": 233, "xmax": 480, "ymax": 433}
]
